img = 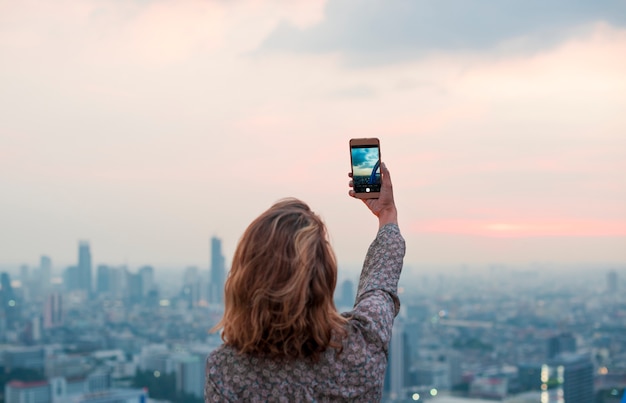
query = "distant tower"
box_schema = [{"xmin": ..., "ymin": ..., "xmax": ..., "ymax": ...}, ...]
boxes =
[
  {"xmin": 183, "ymin": 267, "xmax": 201, "ymax": 308},
  {"xmin": 78, "ymin": 241, "xmax": 92, "ymax": 294},
  {"xmin": 96, "ymin": 265, "xmax": 111, "ymax": 295},
  {"xmin": 209, "ymin": 237, "xmax": 225, "ymax": 305},
  {"xmin": 1, "ymin": 272, "xmax": 20, "ymax": 327},
  {"xmin": 40, "ymin": 256, "xmax": 52, "ymax": 291},
  {"xmin": 139, "ymin": 266, "xmax": 155, "ymax": 297},
  {"xmin": 63, "ymin": 266, "xmax": 80, "ymax": 291},
  {"xmin": 43, "ymin": 293, "xmax": 63, "ymax": 329},
  {"xmin": 20, "ymin": 265, "xmax": 29, "ymax": 283},
  {"xmin": 127, "ymin": 272, "xmax": 143, "ymax": 305},
  {"xmin": 547, "ymin": 332, "xmax": 577, "ymax": 359},
  {"xmin": 339, "ymin": 279, "xmax": 355, "ymax": 308},
  {"xmin": 384, "ymin": 321, "xmax": 410, "ymax": 400},
  {"xmin": 607, "ymin": 270, "xmax": 618, "ymax": 294}
]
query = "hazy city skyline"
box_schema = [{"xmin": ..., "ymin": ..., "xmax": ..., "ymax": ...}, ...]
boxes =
[
  {"xmin": 1, "ymin": 0, "xmax": 625, "ymax": 268},
  {"xmin": 1, "ymin": 253, "xmax": 623, "ymax": 401}
]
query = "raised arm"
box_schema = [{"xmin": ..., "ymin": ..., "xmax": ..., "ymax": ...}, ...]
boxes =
[{"xmin": 348, "ymin": 163, "xmax": 405, "ymax": 347}]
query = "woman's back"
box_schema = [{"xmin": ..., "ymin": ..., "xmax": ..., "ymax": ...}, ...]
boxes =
[
  {"xmin": 206, "ymin": 321, "xmax": 384, "ymax": 401},
  {"xmin": 206, "ymin": 223, "xmax": 405, "ymax": 402}
]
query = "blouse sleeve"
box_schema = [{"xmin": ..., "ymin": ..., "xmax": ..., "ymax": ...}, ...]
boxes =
[{"xmin": 348, "ymin": 223, "xmax": 405, "ymax": 349}]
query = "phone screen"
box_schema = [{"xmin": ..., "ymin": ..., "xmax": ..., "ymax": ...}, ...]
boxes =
[{"xmin": 351, "ymin": 144, "xmax": 381, "ymax": 194}]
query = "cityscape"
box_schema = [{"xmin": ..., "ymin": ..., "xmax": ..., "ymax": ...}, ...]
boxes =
[
  {"xmin": 2, "ymin": 0, "xmax": 625, "ymax": 402},
  {"xmin": 1, "ymin": 238, "xmax": 625, "ymax": 402}
]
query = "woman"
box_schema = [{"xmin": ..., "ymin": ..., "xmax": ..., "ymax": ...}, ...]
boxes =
[{"xmin": 205, "ymin": 162, "xmax": 405, "ymax": 402}]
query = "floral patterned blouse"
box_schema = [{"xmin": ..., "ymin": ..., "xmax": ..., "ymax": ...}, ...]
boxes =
[{"xmin": 205, "ymin": 223, "xmax": 405, "ymax": 402}]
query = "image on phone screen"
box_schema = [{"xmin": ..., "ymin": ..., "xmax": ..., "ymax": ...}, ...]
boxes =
[{"xmin": 351, "ymin": 145, "xmax": 381, "ymax": 193}]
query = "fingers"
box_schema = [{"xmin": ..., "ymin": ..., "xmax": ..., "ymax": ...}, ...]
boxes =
[
  {"xmin": 381, "ymin": 162, "xmax": 391, "ymax": 182},
  {"xmin": 348, "ymin": 171, "xmax": 355, "ymax": 196},
  {"xmin": 380, "ymin": 162, "xmax": 392, "ymax": 189}
]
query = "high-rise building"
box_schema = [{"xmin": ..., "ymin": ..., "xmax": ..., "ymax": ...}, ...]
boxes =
[
  {"xmin": 40, "ymin": 255, "xmax": 52, "ymax": 291},
  {"xmin": 384, "ymin": 321, "xmax": 411, "ymax": 400},
  {"xmin": 174, "ymin": 355, "xmax": 204, "ymax": 398},
  {"xmin": 139, "ymin": 266, "xmax": 155, "ymax": 297},
  {"xmin": 1, "ymin": 272, "xmax": 14, "ymax": 298},
  {"xmin": 0, "ymin": 307, "xmax": 5, "ymax": 341},
  {"xmin": 338, "ymin": 279, "xmax": 355, "ymax": 308},
  {"xmin": 20, "ymin": 264, "xmax": 30, "ymax": 283},
  {"xmin": 63, "ymin": 266, "xmax": 80, "ymax": 291},
  {"xmin": 110, "ymin": 266, "xmax": 127, "ymax": 298},
  {"xmin": 547, "ymin": 332, "xmax": 576, "ymax": 359},
  {"xmin": 44, "ymin": 293, "xmax": 64, "ymax": 329},
  {"xmin": 1, "ymin": 272, "xmax": 20, "ymax": 327},
  {"xmin": 547, "ymin": 353, "xmax": 594, "ymax": 403},
  {"xmin": 127, "ymin": 272, "xmax": 143, "ymax": 305},
  {"xmin": 183, "ymin": 267, "xmax": 202, "ymax": 308},
  {"xmin": 78, "ymin": 241, "xmax": 92, "ymax": 294},
  {"xmin": 518, "ymin": 362, "xmax": 543, "ymax": 391},
  {"xmin": 209, "ymin": 236, "xmax": 225, "ymax": 305},
  {"xmin": 96, "ymin": 265, "xmax": 111, "ymax": 295},
  {"xmin": 96, "ymin": 264, "xmax": 127, "ymax": 297}
]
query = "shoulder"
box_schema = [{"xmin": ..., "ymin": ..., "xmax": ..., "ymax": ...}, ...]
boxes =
[
  {"xmin": 205, "ymin": 345, "xmax": 251, "ymax": 401},
  {"xmin": 206, "ymin": 344, "xmax": 230, "ymax": 371}
]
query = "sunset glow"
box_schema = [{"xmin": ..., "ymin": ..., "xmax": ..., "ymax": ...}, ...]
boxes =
[{"xmin": 416, "ymin": 220, "xmax": 626, "ymax": 238}]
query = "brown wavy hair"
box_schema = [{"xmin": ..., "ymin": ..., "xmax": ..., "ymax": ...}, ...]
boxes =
[{"xmin": 213, "ymin": 198, "xmax": 348, "ymax": 360}]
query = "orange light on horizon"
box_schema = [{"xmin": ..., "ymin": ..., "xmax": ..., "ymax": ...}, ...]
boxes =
[{"xmin": 413, "ymin": 219, "xmax": 626, "ymax": 238}]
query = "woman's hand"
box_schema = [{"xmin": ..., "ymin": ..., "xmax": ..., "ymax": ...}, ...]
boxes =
[{"xmin": 349, "ymin": 162, "xmax": 398, "ymax": 228}]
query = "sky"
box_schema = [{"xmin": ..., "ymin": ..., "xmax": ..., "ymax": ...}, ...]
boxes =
[
  {"xmin": 351, "ymin": 146, "xmax": 379, "ymax": 177},
  {"xmin": 1, "ymin": 0, "xmax": 625, "ymax": 273}
]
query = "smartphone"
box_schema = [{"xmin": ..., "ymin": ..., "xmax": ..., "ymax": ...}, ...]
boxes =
[{"xmin": 349, "ymin": 138, "xmax": 381, "ymax": 199}]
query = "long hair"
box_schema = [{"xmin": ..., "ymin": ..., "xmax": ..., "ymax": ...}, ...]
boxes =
[{"xmin": 213, "ymin": 198, "xmax": 348, "ymax": 360}]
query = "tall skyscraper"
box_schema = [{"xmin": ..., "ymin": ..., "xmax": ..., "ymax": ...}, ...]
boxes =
[
  {"xmin": 1, "ymin": 272, "xmax": 20, "ymax": 328},
  {"xmin": 43, "ymin": 293, "xmax": 64, "ymax": 329},
  {"xmin": 96, "ymin": 265, "xmax": 111, "ymax": 295},
  {"xmin": 209, "ymin": 236, "xmax": 225, "ymax": 305},
  {"xmin": 78, "ymin": 241, "xmax": 92, "ymax": 294},
  {"xmin": 40, "ymin": 255, "xmax": 52, "ymax": 291},
  {"xmin": 384, "ymin": 321, "xmax": 410, "ymax": 400},
  {"xmin": 110, "ymin": 266, "xmax": 127, "ymax": 298},
  {"xmin": 174, "ymin": 355, "xmax": 204, "ymax": 398},
  {"xmin": 63, "ymin": 266, "xmax": 80, "ymax": 291},
  {"xmin": 547, "ymin": 332, "xmax": 577, "ymax": 359},
  {"xmin": 183, "ymin": 267, "xmax": 202, "ymax": 308},
  {"xmin": 139, "ymin": 266, "xmax": 154, "ymax": 297},
  {"xmin": 127, "ymin": 272, "xmax": 143, "ymax": 305},
  {"xmin": 547, "ymin": 353, "xmax": 594, "ymax": 403},
  {"xmin": 339, "ymin": 279, "xmax": 355, "ymax": 308},
  {"xmin": 20, "ymin": 265, "xmax": 30, "ymax": 283}
]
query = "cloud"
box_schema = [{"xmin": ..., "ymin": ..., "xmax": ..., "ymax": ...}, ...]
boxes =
[
  {"xmin": 260, "ymin": 0, "xmax": 626, "ymax": 64},
  {"xmin": 351, "ymin": 147, "xmax": 378, "ymax": 170}
]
